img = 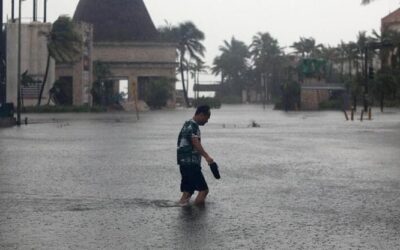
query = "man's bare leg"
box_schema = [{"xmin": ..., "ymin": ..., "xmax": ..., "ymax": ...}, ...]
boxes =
[
  {"xmin": 179, "ymin": 192, "xmax": 192, "ymax": 205},
  {"xmin": 194, "ymin": 189, "xmax": 209, "ymax": 205}
]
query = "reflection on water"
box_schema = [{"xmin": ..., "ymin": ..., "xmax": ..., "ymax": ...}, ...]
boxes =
[
  {"xmin": 179, "ymin": 203, "xmax": 207, "ymax": 221},
  {"xmin": 177, "ymin": 204, "xmax": 208, "ymax": 250}
]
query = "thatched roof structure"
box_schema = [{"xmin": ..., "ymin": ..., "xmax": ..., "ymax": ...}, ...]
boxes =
[{"xmin": 73, "ymin": 0, "xmax": 159, "ymax": 42}]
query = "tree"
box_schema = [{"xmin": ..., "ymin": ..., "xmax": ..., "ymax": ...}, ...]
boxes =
[
  {"xmin": 355, "ymin": 31, "xmax": 368, "ymax": 75},
  {"xmin": 211, "ymin": 55, "xmax": 227, "ymax": 84},
  {"xmin": 250, "ymin": 32, "xmax": 283, "ymax": 101},
  {"xmin": 280, "ymin": 80, "xmax": 300, "ymax": 111},
  {"xmin": 373, "ymin": 67, "xmax": 398, "ymax": 111},
  {"xmin": 190, "ymin": 59, "xmax": 208, "ymax": 99},
  {"xmin": 291, "ymin": 37, "xmax": 322, "ymax": 58},
  {"xmin": 371, "ymin": 29, "xmax": 400, "ymax": 110},
  {"xmin": 37, "ymin": 16, "xmax": 82, "ymax": 106},
  {"xmin": 144, "ymin": 78, "xmax": 173, "ymax": 109},
  {"xmin": 212, "ymin": 37, "xmax": 250, "ymax": 98},
  {"xmin": 338, "ymin": 41, "xmax": 347, "ymax": 80},
  {"xmin": 158, "ymin": 21, "xmax": 205, "ymax": 107},
  {"xmin": 319, "ymin": 45, "xmax": 340, "ymax": 81},
  {"xmin": 344, "ymin": 42, "xmax": 359, "ymax": 77}
]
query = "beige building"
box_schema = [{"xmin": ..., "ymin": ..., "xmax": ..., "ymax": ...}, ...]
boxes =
[{"xmin": 299, "ymin": 59, "xmax": 346, "ymax": 110}]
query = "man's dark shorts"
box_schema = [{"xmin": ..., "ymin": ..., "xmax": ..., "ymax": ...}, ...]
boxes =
[{"xmin": 179, "ymin": 164, "xmax": 208, "ymax": 194}]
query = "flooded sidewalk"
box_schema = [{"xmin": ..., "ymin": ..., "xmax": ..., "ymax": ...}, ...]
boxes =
[{"xmin": 1, "ymin": 105, "xmax": 400, "ymax": 249}]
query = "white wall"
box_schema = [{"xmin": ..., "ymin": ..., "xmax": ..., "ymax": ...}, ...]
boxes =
[{"xmin": 6, "ymin": 21, "xmax": 55, "ymax": 106}]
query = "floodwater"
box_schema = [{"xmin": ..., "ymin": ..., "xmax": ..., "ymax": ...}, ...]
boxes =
[{"xmin": 1, "ymin": 105, "xmax": 400, "ymax": 249}]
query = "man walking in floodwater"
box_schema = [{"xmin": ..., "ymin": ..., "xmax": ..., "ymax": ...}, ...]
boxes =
[{"xmin": 177, "ymin": 105, "xmax": 214, "ymax": 206}]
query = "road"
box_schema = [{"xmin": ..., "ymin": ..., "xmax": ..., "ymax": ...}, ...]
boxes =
[{"xmin": 1, "ymin": 105, "xmax": 399, "ymax": 249}]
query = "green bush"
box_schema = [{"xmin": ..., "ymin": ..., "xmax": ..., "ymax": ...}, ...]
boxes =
[
  {"xmin": 192, "ymin": 97, "xmax": 221, "ymax": 109},
  {"xmin": 275, "ymin": 81, "xmax": 300, "ymax": 110},
  {"xmin": 145, "ymin": 78, "xmax": 173, "ymax": 109}
]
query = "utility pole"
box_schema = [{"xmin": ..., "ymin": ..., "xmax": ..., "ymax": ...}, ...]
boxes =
[
  {"xmin": 12, "ymin": 0, "xmax": 15, "ymax": 22},
  {"xmin": 33, "ymin": 0, "xmax": 37, "ymax": 22},
  {"xmin": 0, "ymin": 0, "xmax": 4, "ymax": 105},
  {"xmin": 43, "ymin": 0, "xmax": 47, "ymax": 22},
  {"xmin": 0, "ymin": 0, "xmax": 2, "ymax": 27},
  {"xmin": 16, "ymin": 0, "xmax": 22, "ymax": 125}
]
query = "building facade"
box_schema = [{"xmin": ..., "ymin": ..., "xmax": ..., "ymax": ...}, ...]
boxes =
[
  {"xmin": 65, "ymin": 0, "xmax": 177, "ymax": 108},
  {"xmin": 55, "ymin": 22, "xmax": 93, "ymax": 106},
  {"xmin": 381, "ymin": 8, "xmax": 400, "ymax": 67}
]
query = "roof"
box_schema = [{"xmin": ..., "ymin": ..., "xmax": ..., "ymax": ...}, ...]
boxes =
[
  {"xmin": 73, "ymin": 0, "xmax": 159, "ymax": 42},
  {"xmin": 382, "ymin": 8, "xmax": 400, "ymax": 27}
]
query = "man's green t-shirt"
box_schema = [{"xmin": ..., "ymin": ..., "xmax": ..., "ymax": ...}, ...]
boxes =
[{"xmin": 177, "ymin": 119, "xmax": 201, "ymax": 165}]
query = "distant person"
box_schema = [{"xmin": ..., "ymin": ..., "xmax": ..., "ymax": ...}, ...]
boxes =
[{"xmin": 177, "ymin": 105, "xmax": 214, "ymax": 206}]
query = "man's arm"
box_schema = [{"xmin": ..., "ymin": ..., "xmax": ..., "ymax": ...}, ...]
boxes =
[{"xmin": 191, "ymin": 137, "xmax": 213, "ymax": 164}]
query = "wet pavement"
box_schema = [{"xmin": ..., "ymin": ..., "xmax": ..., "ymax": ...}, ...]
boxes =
[{"xmin": 1, "ymin": 105, "xmax": 400, "ymax": 249}]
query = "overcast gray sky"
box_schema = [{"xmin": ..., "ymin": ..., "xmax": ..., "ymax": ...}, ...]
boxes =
[{"xmin": 3, "ymin": 0, "xmax": 400, "ymax": 79}]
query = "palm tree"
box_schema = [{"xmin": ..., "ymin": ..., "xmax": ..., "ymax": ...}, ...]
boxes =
[
  {"xmin": 319, "ymin": 45, "xmax": 340, "ymax": 81},
  {"xmin": 344, "ymin": 42, "xmax": 359, "ymax": 77},
  {"xmin": 250, "ymin": 32, "xmax": 282, "ymax": 69},
  {"xmin": 371, "ymin": 29, "xmax": 400, "ymax": 111},
  {"xmin": 177, "ymin": 22, "xmax": 205, "ymax": 107},
  {"xmin": 338, "ymin": 41, "xmax": 363, "ymax": 110},
  {"xmin": 212, "ymin": 37, "xmax": 250, "ymax": 97},
  {"xmin": 291, "ymin": 37, "xmax": 322, "ymax": 58},
  {"xmin": 355, "ymin": 31, "xmax": 368, "ymax": 75},
  {"xmin": 211, "ymin": 55, "xmax": 228, "ymax": 88},
  {"xmin": 37, "ymin": 16, "xmax": 82, "ymax": 106},
  {"xmin": 337, "ymin": 41, "xmax": 349, "ymax": 80},
  {"xmin": 250, "ymin": 32, "xmax": 283, "ymax": 101},
  {"xmin": 190, "ymin": 59, "xmax": 208, "ymax": 99},
  {"xmin": 159, "ymin": 21, "xmax": 205, "ymax": 107}
]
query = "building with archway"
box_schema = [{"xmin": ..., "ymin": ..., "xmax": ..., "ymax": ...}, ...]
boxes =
[{"xmin": 56, "ymin": 0, "xmax": 177, "ymax": 108}]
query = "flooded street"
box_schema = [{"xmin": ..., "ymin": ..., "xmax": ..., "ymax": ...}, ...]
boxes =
[{"xmin": 1, "ymin": 105, "xmax": 400, "ymax": 249}]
